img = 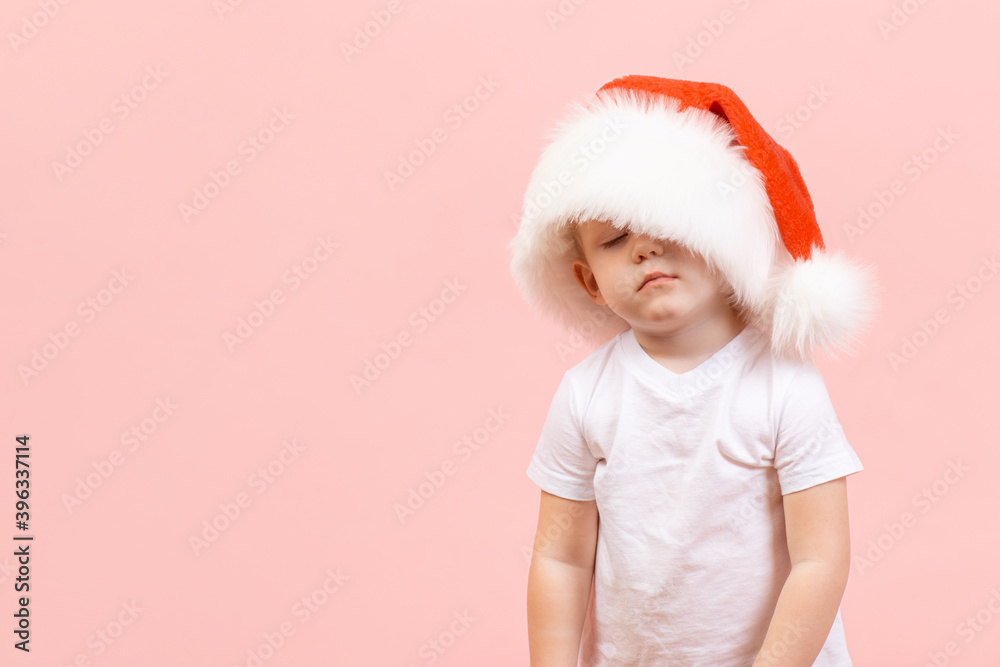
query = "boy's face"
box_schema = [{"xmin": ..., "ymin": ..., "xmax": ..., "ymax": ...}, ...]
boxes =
[{"xmin": 570, "ymin": 218, "xmax": 737, "ymax": 334}]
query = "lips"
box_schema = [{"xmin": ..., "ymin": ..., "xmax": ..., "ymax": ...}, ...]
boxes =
[{"xmin": 640, "ymin": 271, "xmax": 677, "ymax": 290}]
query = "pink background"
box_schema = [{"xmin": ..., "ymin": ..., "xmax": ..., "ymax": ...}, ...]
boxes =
[{"xmin": 2, "ymin": 0, "xmax": 999, "ymax": 664}]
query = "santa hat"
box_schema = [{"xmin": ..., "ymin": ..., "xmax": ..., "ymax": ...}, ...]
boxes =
[{"xmin": 508, "ymin": 75, "xmax": 880, "ymax": 362}]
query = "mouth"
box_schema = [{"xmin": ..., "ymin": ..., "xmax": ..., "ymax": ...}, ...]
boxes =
[{"xmin": 639, "ymin": 271, "xmax": 678, "ymax": 290}]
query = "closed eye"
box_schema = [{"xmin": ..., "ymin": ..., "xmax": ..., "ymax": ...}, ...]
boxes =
[{"xmin": 603, "ymin": 233, "xmax": 627, "ymax": 248}]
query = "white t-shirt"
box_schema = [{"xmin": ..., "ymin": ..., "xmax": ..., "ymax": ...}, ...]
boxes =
[{"xmin": 526, "ymin": 324, "xmax": 863, "ymax": 666}]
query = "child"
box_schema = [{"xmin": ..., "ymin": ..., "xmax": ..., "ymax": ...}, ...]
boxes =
[{"xmin": 509, "ymin": 76, "xmax": 880, "ymax": 666}]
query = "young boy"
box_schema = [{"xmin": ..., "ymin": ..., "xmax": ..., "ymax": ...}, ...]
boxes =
[{"xmin": 509, "ymin": 77, "xmax": 880, "ymax": 666}]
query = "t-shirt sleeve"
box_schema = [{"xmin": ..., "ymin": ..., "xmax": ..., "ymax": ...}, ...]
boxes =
[
  {"xmin": 525, "ymin": 371, "xmax": 599, "ymax": 501},
  {"xmin": 773, "ymin": 362, "xmax": 864, "ymax": 495}
]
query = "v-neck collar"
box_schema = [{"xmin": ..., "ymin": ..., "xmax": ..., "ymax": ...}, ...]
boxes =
[{"xmin": 617, "ymin": 324, "xmax": 764, "ymax": 397}]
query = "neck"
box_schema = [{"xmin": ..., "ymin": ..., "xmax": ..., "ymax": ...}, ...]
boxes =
[{"xmin": 631, "ymin": 305, "xmax": 747, "ymax": 366}]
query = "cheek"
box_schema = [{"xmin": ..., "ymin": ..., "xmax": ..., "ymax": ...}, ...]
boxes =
[
  {"xmin": 601, "ymin": 268, "xmax": 632, "ymax": 301},
  {"xmin": 683, "ymin": 262, "xmax": 718, "ymax": 289}
]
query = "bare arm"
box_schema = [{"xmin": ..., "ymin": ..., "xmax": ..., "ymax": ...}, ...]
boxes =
[
  {"xmin": 751, "ymin": 477, "xmax": 852, "ymax": 667},
  {"xmin": 527, "ymin": 489, "xmax": 600, "ymax": 667}
]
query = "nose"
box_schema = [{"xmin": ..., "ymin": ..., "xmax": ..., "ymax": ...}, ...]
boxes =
[{"xmin": 632, "ymin": 234, "xmax": 664, "ymax": 262}]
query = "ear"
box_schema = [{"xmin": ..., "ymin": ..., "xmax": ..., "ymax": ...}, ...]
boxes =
[{"xmin": 571, "ymin": 258, "xmax": 607, "ymax": 306}]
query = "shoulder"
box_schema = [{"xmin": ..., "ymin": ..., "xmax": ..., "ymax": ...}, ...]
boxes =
[
  {"xmin": 739, "ymin": 331, "xmax": 825, "ymax": 399},
  {"xmin": 774, "ymin": 357, "xmax": 831, "ymax": 404},
  {"xmin": 553, "ymin": 330, "xmax": 629, "ymax": 418},
  {"xmin": 767, "ymin": 355, "xmax": 844, "ymax": 439},
  {"xmin": 562, "ymin": 328, "xmax": 626, "ymax": 384},
  {"xmin": 730, "ymin": 333, "xmax": 837, "ymax": 433}
]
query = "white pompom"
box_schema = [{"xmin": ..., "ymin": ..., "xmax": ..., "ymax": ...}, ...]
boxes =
[{"xmin": 763, "ymin": 246, "xmax": 881, "ymax": 362}]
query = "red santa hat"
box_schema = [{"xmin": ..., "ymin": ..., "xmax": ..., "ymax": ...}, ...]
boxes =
[{"xmin": 508, "ymin": 75, "xmax": 880, "ymax": 362}]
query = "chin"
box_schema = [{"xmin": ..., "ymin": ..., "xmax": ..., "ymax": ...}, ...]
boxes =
[{"xmin": 638, "ymin": 304, "xmax": 688, "ymax": 323}]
